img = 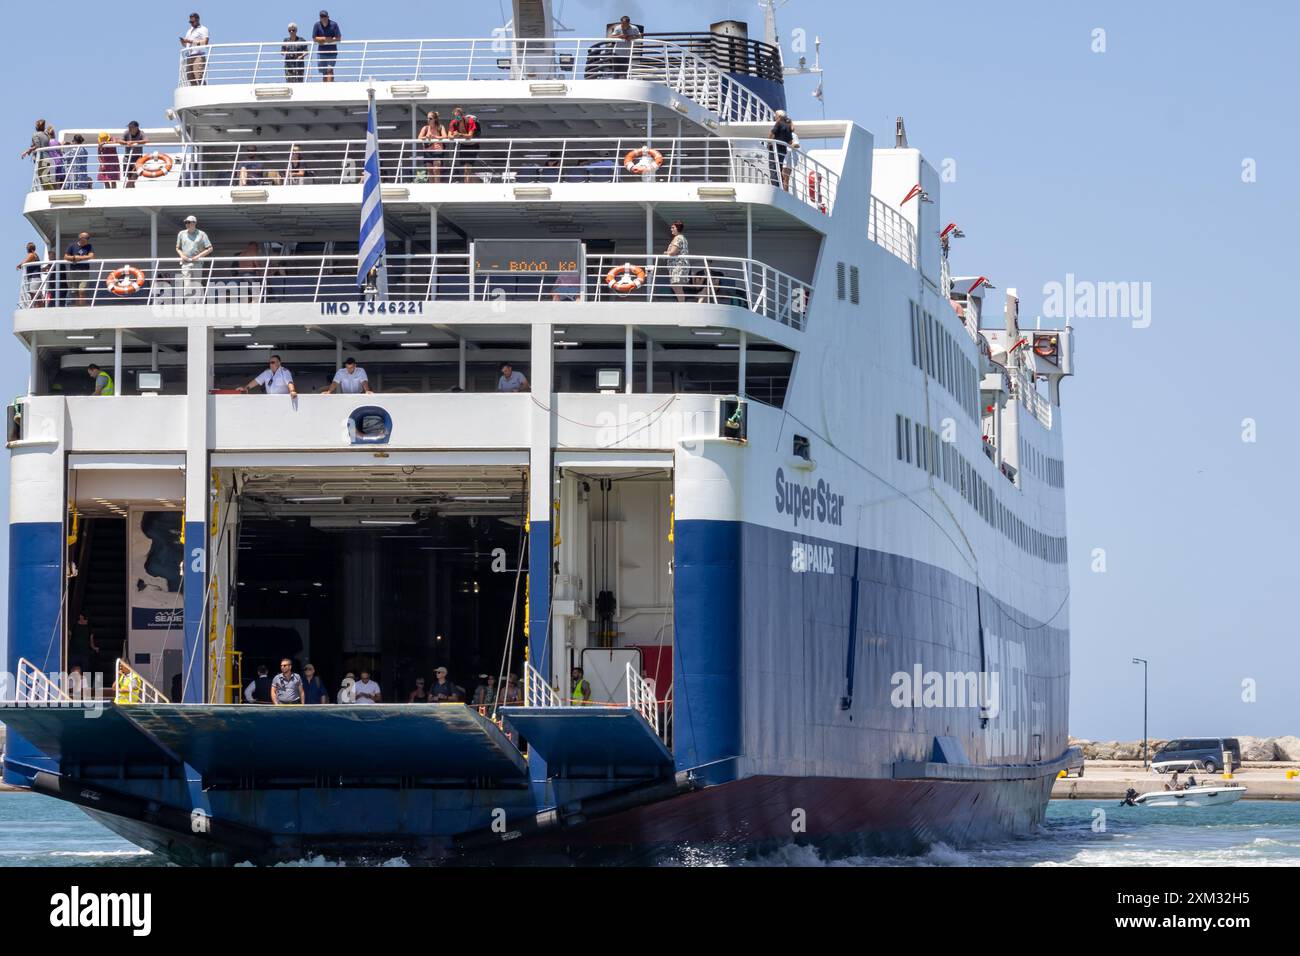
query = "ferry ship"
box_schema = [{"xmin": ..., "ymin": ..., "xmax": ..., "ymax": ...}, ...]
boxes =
[{"xmin": 1, "ymin": 2, "xmax": 1077, "ymax": 865}]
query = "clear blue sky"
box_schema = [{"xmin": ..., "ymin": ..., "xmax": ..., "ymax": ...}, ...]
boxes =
[{"xmin": 2, "ymin": 1, "xmax": 1296, "ymax": 740}]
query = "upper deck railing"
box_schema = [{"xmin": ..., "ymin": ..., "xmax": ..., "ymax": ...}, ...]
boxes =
[
  {"xmin": 18, "ymin": 253, "xmax": 810, "ymax": 331},
  {"xmin": 27, "ymin": 136, "xmax": 837, "ymax": 215},
  {"xmin": 867, "ymin": 195, "xmax": 917, "ymax": 269},
  {"xmin": 182, "ymin": 37, "xmax": 775, "ymax": 122}
]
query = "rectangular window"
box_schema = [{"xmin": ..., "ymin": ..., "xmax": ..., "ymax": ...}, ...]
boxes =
[
  {"xmin": 793, "ymin": 434, "xmax": 811, "ymax": 461},
  {"xmin": 905, "ymin": 418, "xmax": 912, "ymax": 463},
  {"xmin": 895, "ymin": 416, "xmax": 904, "ymax": 461}
]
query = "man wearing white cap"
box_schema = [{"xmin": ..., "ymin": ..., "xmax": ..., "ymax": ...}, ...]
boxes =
[{"xmin": 175, "ymin": 215, "xmax": 212, "ymax": 299}]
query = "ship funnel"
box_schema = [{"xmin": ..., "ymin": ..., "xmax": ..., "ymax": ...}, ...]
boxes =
[{"xmin": 895, "ymin": 116, "xmax": 908, "ymax": 148}]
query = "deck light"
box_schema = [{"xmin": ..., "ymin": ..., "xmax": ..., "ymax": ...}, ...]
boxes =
[{"xmin": 697, "ymin": 186, "xmax": 736, "ymax": 200}]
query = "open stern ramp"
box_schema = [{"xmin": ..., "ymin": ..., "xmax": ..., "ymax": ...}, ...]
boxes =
[
  {"xmin": 500, "ymin": 662, "xmax": 672, "ymax": 777},
  {"xmin": 119, "ymin": 704, "xmax": 528, "ymax": 782}
]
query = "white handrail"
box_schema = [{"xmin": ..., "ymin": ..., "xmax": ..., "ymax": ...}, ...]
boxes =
[
  {"xmin": 15, "ymin": 657, "xmax": 71, "ymax": 703},
  {"xmin": 186, "ymin": 37, "xmax": 774, "ymax": 123},
  {"xmin": 522, "ymin": 660, "xmax": 562, "ymax": 708},
  {"xmin": 625, "ymin": 661, "xmax": 660, "ymax": 736},
  {"xmin": 868, "ymin": 195, "xmax": 918, "ymax": 269},
  {"xmin": 26, "ymin": 135, "xmax": 838, "ymax": 214},
  {"xmin": 20, "ymin": 252, "xmax": 811, "ymax": 330}
]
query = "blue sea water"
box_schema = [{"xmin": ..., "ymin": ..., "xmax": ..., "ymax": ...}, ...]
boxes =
[{"xmin": 1, "ymin": 791, "xmax": 1297, "ymax": 866}]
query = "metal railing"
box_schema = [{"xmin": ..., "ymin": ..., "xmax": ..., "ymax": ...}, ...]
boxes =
[
  {"xmin": 183, "ymin": 37, "xmax": 775, "ymax": 122},
  {"xmin": 868, "ymin": 195, "xmax": 918, "ymax": 269},
  {"xmin": 625, "ymin": 661, "xmax": 660, "ymax": 736},
  {"xmin": 522, "ymin": 660, "xmax": 562, "ymax": 708},
  {"xmin": 114, "ymin": 658, "xmax": 170, "ymax": 704},
  {"xmin": 14, "ymin": 657, "xmax": 72, "ymax": 703},
  {"xmin": 19, "ymin": 253, "xmax": 811, "ymax": 329},
  {"xmin": 27, "ymin": 136, "xmax": 837, "ymax": 215}
]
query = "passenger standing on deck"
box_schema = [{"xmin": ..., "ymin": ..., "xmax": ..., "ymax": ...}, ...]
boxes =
[
  {"xmin": 499, "ymin": 673, "xmax": 521, "ymax": 706},
  {"xmin": 322, "ymin": 356, "xmax": 373, "ymax": 394},
  {"xmin": 282, "ymin": 23, "xmax": 309, "ymax": 83},
  {"xmin": 244, "ymin": 664, "xmax": 273, "ymax": 703},
  {"xmin": 447, "ymin": 108, "xmax": 479, "ymax": 183},
  {"xmin": 181, "ymin": 13, "xmax": 210, "ymax": 87},
  {"xmin": 407, "ymin": 677, "xmax": 428, "ymax": 703},
  {"xmin": 86, "ymin": 364, "xmax": 114, "ymax": 396},
  {"xmin": 353, "ymin": 670, "xmax": 381, "ymax": 703},
  {"xmin": 271, "ymin": 658, "xmax": 305, "ymax": 704},
  {"xmin": 237, "ymin": 354, "xmax": 298, "ymax": 398},
  {"xmin": 662, "ymin": 220, "xmax": 690, "ymax": 302},
  {"xmin": 471, "ymin": 675, "xmax": 496, "ymax": 707},
  {"xmin": 429, "ymin": 667, "xmax": 457, "ymax": 702},
  {"xmin": 570, "ymin": 666, "xmax": 592, "ymax": 705},
  {"xmin": 19, "ymin": 119, "xmax": 52, "ymax": 190},
  {"xmin": 17, "ymin": 243, "xmax": 43, "ymax": 308},
  {"xmin": 302, "ymin": 663, "xmax": 330, "ymax": 704},
  {"xmin": 337, "ymin": 672, "xmax": 356, "ymax": 703},
  {"xmin": 609, "ymin": 16, "xmax": 642, "ymax": 77},
  {"xmin": 96, "ymin": 132, "xmax": 121, "ymax": 189},
  {"xmin": 312, "ymin": 11, "xmax": 342, "ymax": 82},
  {"xmin": 496, "ymin": 362, "xmax": 529, "ymax": 392},
  {"xmin": 64, "ymin": 232, "xmax": 95, "ymax": 306},
  {"xmin": 119, "ymin": 122, "xmax": 148, "ymax": 188},
  {"xmin": 767, "ymin": 110, "xmax": 797, "ymax": 191},
  {"xmin": 175, "ymin": 215, "xmax": 213, "ymax": 299}
]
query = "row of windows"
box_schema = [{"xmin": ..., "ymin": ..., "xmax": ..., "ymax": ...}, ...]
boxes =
[
  {"xmin": 895, "ymin": 414, "xmax": 1068, "ymax": 564},
  {"xmin": 909, "ymin": 301, "xmax": 978, "ymax": 421},
  {"xmin": 1019, "ymin": 437, "xmax": 1065, "ymax": 488}
]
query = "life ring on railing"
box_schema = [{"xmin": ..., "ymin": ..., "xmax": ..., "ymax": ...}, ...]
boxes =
[
  {"xmin": 623, "ymin": 146, "xmax": 663, "ymax": 174},
  {"xmin": 808, "ymin": 171, "xmax": 827, "ymax": 213},
  {"xmin": 605, "ymin": 263, "xmax": 647, "ymax": 294},
  {"xmin": 1033, "ymin": 334, "xmax": 1059, "ymax": 360},
  {"xmin": 105, "ymin": 266, "xmax": 145, "ymax": 296},
  {"xmin": 134, "ymin": 152, "xmax": 174, "ymax": 179}
]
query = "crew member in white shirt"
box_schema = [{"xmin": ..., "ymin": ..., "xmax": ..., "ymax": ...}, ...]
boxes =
[
  {"xmin": 322, "ymin": 356, "xmax": 373, "ymax": 394},
  {"xmin": 181, "ymin": 12, "xmax": 210, "ymax": 86},
  {"xmin": 237, "ymin": 354, "xmax": 298, "ymax": 397}
]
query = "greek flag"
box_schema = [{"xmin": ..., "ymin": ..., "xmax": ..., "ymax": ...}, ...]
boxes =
[{"xmin": 357, "ymin": 90, "xmax": 386, "ymax": 291}]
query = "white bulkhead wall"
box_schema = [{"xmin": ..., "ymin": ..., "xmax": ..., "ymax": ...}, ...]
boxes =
[{"xmin": 871, "ymin": 147, "xmax": 942, "ymax": 287}]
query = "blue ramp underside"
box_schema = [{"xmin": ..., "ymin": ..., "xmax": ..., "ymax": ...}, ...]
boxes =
[
  {"xmin": 0, "ymin": 702, "xmax": 177, "ymax": 768},
  {"xmin": 499, "ymin": 707, "xmax": 672, "ymax": 772},
  {"xmin": 118, "ymin": 704, "xmax": 528, "ymax": 780}
]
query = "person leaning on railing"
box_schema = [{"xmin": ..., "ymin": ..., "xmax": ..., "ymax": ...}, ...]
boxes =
[
  {"xmin": 180, "ymin": 12, "xmax": 210, "ymax": 87},
  {"xmin": 312, "ymin": 11, "xmax": 342, "ymax": 82},
  {"xmin": 96, "ymin": 132, "xmax": 120, "ymax": 189}
]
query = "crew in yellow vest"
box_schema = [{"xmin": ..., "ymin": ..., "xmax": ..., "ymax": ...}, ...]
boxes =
[
  {"xmin": 570, "ymin": 666, "xmax": 591, "ymax": 706},
  {"xmin": 87, "ymin": 364, "xmax": 114, "ymax": 396}
]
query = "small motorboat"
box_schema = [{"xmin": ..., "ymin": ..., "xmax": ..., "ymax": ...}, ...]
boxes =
[
  {"xmin": 1121, "ymin": 761, "xmax": 1247, "ymax": 808},
  {"xmin": 1132, "ymin": 785, "xmax": 1247, "ymax": 808}
]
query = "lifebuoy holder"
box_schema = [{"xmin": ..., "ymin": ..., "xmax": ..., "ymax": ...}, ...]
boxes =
[
  {"xmin": 1033, "ymin": 334, "xmax": 1059, "ymax": 360},
  {"xmin": 134, "ymin": 152, "xmax": 175, "ymax": 179},
  {"xmin": 623, "ymin": 146, "xmax": 663, "ymax": 174},
  {"xmin": 105, "ymin": 266, "xmax": 145, "ymax": 296},
  {"xmin": 605, "ymin": 263, "xmax": 647, "ymax": 294}
]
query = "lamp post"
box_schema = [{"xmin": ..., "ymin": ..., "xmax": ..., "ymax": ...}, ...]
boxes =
[{"xmin": 1131, "ymin": 657, "xmax": 1148, "ymax": 768}]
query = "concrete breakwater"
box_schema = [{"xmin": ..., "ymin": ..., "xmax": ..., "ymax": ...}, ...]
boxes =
[{"xmin": 1070, "ymin": 735, "xmax": 1300, "ymax": 762}]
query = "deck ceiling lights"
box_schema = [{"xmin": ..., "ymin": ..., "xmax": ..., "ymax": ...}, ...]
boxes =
[
  {"xmin": 253, "ymin": 86, "xmax": 294, "ymax": 99},
  {"xmin": 381, "ymin": 187, "xmax": 410, "ymax": 201},
  {"xmin": 514, "ymin": 186, "xmax": 552, "ymax": 200},
  {"xmin": 671, "ymin": 100, "xmax": 689, "ymax": 114},
  {"xmin": 389, "ymin": 83, "xmax": 429, "ymax": 96},
  {"xmin": 529, "ymin": 82, "xmax": 568, "ymax": 96},
  {"xmin": 231, "ymin": 188, "xmax": 270, "ymax": 202},
  {"xmin": 48, "ymin": 193, "xmax": 87, "ymax": 206},
  {"xmin": 697, "ymin": 186, "xmax": 737, "ymax": 200}
]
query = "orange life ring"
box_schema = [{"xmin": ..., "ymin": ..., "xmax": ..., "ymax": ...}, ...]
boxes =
[
  {"xmin": 605, "ymin": 263, "xmax": 647, "ymax": 294},
  {"xmin": 623, "ymin": 146, "xmax": 663, "ymax": 174},
  {"xmin": 1033, "ymin": 334, "xmax": 1059, "ymax": 359},
  {"xmin": 105, "ymin": 266, "xmax": 145, "ymax": 296},
  {"xmin": 134, "ymin": 152, "xmax": 174, "ymax": 179}
]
